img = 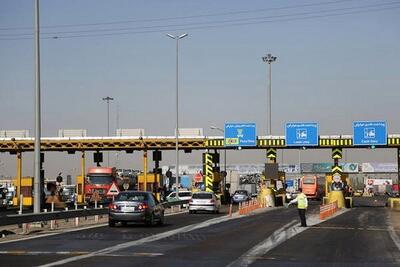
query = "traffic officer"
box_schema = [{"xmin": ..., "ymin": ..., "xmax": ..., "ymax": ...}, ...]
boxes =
[{"xmin": 287, "ymin": 188, "xmax": 308, "ymax": 227}]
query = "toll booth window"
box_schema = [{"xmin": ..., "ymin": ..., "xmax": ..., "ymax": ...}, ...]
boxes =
[
  {"xmin": 116, "ymin": 192, "xmax": 148, "ymax": 202},
  {"xmin": 303, "ymin": 178, "xmax": 316, "ymax": 184},
  {"xmin": 192, "ymin": 193, "xmax": 212, "ymax": 199},
  {"xmin": 87, "ymin": 175, "xmax": 113, "ymax": 184}
]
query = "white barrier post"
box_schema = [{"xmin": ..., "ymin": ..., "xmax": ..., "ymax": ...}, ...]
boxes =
[
  {"xmin": 18, "ymin": 194, "xmax": 23, "ymax": 215},
  {"xmin": 94, "ymin": 201, "xmax": 99, "ymax": 223},
  {"xmin": 65, "ymin": 207, "xmax": 69, "ymax": 222},
  {"xmin": 22, "ymin": 223, "xmax": 29, "ymax": 234},
  {"xmin": 99, "ymin": 205, "xmax": 103, "ymax": 219},
  {"xmin": 50, "ymin": 201, "xmax": 55, "ymax": 230},
  {"xmin": 74, "ymin": 202, "xmax": 79, "ymax": 227},
  {"xmin": 84, "ymin": 205, "xmax": 87, "ymax": 220}
]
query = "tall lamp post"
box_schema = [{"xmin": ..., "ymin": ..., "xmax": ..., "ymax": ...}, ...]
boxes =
[
  {"xmin": 262, "ymin": 53, "xmax": 277, "ymax": 136},
  {"xmin": 210, "ymin": 126, "xmax": 227, "ymax": 192},
  {"xmin": 167, "ymin": 33, "xmax": 188, "ymax": 198},
  {"xmin": 33, "ymin": 0, "xmax": 42, "ymax": 213},
  {"xmin": 102, "ymin": 96, "xmax": 114, "ymax": 166}
]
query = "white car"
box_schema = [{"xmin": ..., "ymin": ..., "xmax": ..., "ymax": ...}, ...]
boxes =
[
  {"xmin": 166, "ymin": 190, "xmax": 192, "ymax": 202},
  {"xmin": 189, "ymin": 192, "xmax": 221, "ymax": 214}
]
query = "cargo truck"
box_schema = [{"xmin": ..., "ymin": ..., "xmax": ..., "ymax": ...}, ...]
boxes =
[{"xmin": 84, "ymin": 167, "xmax": 118, "ymax": 204}]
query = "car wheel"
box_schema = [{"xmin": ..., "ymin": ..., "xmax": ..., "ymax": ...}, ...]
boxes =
[
  {"xmin": 146, "ymin": 213, "xmax": 155, "ymax": 226},
  {"xmin": 121, "ymin": 221, "xmax": 127, "ymax": 227},
  {"xmin": 216, "ymin": 209, "xmax": 220, "ymax": 214},
  {"xmin": 108, "ymin": 219, "xmax": 116, "ymax": 227},
  {"xmin": 189, "ymin": 210, "xmax": 193, "ymax": 214},
  {"xmin": 158, "ymin": 212, "xmax": 165, "ymax": 226}
]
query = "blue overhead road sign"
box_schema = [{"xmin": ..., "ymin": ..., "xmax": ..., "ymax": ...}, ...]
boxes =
[
  {"xmin": 224, "ymin": 123, "xmax": 256, "ymax": 147},
  {"xmin": 353, "ymin": 121, "xmax": 387, "ymax": 146},
  {"xmin": 285, "ymin": 122, "xmax": 319, "ymax": 146}
]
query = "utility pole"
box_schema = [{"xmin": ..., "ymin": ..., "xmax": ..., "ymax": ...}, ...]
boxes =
[
  {"xmin": 167, "ymin": 33, "xmax": 188, "ymax": 198},
  {"xmin": 262, "ymin": 53, "xmax": 277, "ymax": 136},
  {"xmin": 102, "ymin": 96, "xmax": 114, "ymax": 166},
  {"xmin": 33, "ymin": 0, "xmax": 42, "ymax": 213}
]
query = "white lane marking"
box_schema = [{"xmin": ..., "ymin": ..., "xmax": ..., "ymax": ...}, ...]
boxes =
[
  {"xmin": 0, "ymin": 210, "xmax": 188, "ymax": 245},
  {"xmin": 0, "ymin": 250, "xmax": 165, "ymax": 257},
  {"xmin": 388, "ymin": 226, "xmax": 400, "ymax": 252},
  {"xmin": 37, "ymin": 214, "xmax": 240, "ymax": 267},
  {"xmin": 0, "ymin": 251, "xmax": 88, "ymax": 255},
  {"xmin": 228, "ymin": 208, "xmax": 349, "ymax": 267},
  {"xmin": 0, "ymin": 223, "xmax": 107, "ymax": 245},
  {"xmin": 311, "ymin": 226, "xmax": 389, "ymax": 231}
]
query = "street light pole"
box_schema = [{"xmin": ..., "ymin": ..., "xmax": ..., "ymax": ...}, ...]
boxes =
[
  {"xmin": 102, "ymin": 96, "xmax": 114, "ymax": 166},
  {"xmin": 262, "ymin": 53, "xmax": 277, "ymax": 136},
  {"xmin": 33, "ymin": 0, "xmax": 42, "ymax": 213},
  {"xmin": 167, "ymin": 33, "xmax": 188, "ymax": 198}
]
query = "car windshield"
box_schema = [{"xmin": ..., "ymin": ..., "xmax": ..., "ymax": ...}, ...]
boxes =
[
  {"xmin": 87, "ymin": 175, "xmax": 113, "ymax": 185},
  {"xmin": 192, "ymin": 193, "xmax": 212, "ymax": 199},
  {"xmin": 116, "ymin": 192, "xmax": 148, "ymax": 202},
  {"xmin": 303, "ymin": 178, "xmax": 316, "ymax": 184},
  {"xmin": 179, "ymin": 192, "xmax": 192, "ymax": 197},
  {"xmin": 235, "ymin": 190, "xmax": 247, "ymax": 195}
]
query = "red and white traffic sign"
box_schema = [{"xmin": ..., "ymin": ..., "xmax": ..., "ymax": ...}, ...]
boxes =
[
  {"xmin": 106, "ymin": 182, "xmax": 120, "ymax": 196},
  {"xmin": 194, "ymin": 172, "xmax": 203, "ymax": 183}
]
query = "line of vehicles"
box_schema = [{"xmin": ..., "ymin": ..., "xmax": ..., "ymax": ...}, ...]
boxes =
[{"xmin": 107, "ymin": 190, "xmax": 222, "ymax": 227}]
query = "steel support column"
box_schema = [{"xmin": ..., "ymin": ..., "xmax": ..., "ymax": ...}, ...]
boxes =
[{"xmin": 143, "ymin": 151, "xmax": 148, "ymax": 191}]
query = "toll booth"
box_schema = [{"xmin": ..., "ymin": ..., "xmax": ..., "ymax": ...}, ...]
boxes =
[
  {"xmin": 137, "ymin": 173, "xmax": 161, "ymax": 201},
  {"xmin": 76, "ymin": 175, "xmax": 85, "ymax": 204},
  {"xmin": 324, "ymin": 174, "xmax": 350, "ymax": 208},
  {"xmin": 325, "ymin": 174, "xmax": 350, "ymax": 196},
  {"xmin": 12, "ymin": 176, "xmax": 33, "ymax": 207}
]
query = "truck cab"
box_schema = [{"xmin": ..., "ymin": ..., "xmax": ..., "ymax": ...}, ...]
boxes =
[{"xmin": 85, "ymin": 167, "xmax": 117, "ymax": 204}]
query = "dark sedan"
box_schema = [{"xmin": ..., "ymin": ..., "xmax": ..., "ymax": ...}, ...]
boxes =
[{"xmin": 108, "ymin": 191, "xmax": 164, "ymax": 227}]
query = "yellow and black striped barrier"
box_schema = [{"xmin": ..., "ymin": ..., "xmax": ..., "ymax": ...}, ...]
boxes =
[
  {"xmin": 320, "ymin": 139, "xmax": 352, "ymax": 147},
  {"xmin": 203, "ymin": 153, "xmax": 214, "ymax": 192},
  {"xmin": 388, "ymin": 138, "xmax": 400, "ymax": 146},
  {"xmin": 332, "ymin": 148, "xmax": 342, "ymax": 159},
  {"xmin": 331, "ymin": 165, "xmax": 343, "ymax": 175},
  {"xmin": 205, "ymin": 139, "xmax": 224, "ymax": 147},
  {"xmin": 266, "ymin": 148, "xmax": 277, "ymax": 160},
  {"xmin": 258, "ymin": 139, "xmax": 285, "ymax": 147}
]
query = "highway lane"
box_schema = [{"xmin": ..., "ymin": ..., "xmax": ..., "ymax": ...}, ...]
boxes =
[
  {"xmin": 42, "ymin": 205, "xmax": 317, "ymax": 267},
  {"xmin": 1, "ymin": 205, "xmax": 399, "ymax": 267},
  {"xmin": 0, "ymin": 205, "xmax": 235, "ymax": 266},
  {"xmin": 250, "ymin": 207, "xmax": 400, "ymax": 267}
]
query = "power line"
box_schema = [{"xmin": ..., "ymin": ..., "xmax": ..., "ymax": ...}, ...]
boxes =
[
  {"xmin": 0, "ymin": 0, "xmax": 356, "ymax": 31},
  {"xmin": 2, "ymin": 1, "xmax": 399, "ymax": 38},
  {"xmin": 0, "ymin": 3, "xmax": 399, "ymax": 41}
]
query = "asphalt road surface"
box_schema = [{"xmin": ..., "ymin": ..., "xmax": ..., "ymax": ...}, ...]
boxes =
[{"xmin": 0, "ymin": 204, "xmax": 399, "ymax": 267}]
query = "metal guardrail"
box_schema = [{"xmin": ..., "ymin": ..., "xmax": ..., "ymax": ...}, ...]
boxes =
[
  {"xmin": 0, "ymin": 208, "xmax": 108, "ymax": 227},
  {"xmin": 0, "ymin": 200, "xmax": 189, "ymax": 227}
]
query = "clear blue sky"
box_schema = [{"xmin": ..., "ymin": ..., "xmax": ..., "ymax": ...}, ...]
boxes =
[{"xmin": 1, "ymin": 0, "xmax": 400, "ymax": 178}]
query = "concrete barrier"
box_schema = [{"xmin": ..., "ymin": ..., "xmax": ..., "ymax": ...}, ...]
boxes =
[{"xmin": 320, "ymin": 201, "xmax": 338, "ymax": 220}]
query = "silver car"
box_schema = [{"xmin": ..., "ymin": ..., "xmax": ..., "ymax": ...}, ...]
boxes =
[
  {"xmin": 189, "ymin": 192, "xmax": 221, "ymax": 214},
  {"xmin": 231, "ymin": 190, "xmax": 251, "ymax": 204},
  {"xmin": 108, "ymin": 191, "xmax": 164, "ymax": 227}
]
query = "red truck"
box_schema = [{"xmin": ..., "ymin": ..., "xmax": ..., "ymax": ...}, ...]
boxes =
[{"xmin": 84, "ymin": 167, "xmax": 118, "ymax": 204}]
